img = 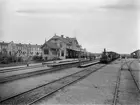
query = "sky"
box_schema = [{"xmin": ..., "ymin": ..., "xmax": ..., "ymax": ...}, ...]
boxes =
[{"xmin": 0, "ymin": 0, "xmax": 139, "ymax": 54}]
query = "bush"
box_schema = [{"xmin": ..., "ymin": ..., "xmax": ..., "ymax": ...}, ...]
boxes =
[
  {"xmin": 52, "ymin": 57, "xmax": 61, "ymax": 60},
  {"xmin": 33, "ymin": 55, "xmax": 43, "ymax": 61},
  {"xmin": 46, "ymin": 57, "xmax": 61, "ymax": 61},
  {"xmin": 17, "ymin": 57, "xmax": 23, "ymax": 62},
  {"xmin": 0, "ymin": 55, "xmax": 23, "ymax": 64},
  {"xmin": 0, "ymin": 55, "xmax": 9, "ymax": 64}
]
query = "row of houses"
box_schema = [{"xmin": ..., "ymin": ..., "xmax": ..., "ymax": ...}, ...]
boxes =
[
  {"xmin": 0, "ymin": 34, "xmax": 89, "ymax": 61},
  {"xmin": 0, "ymin": 41, "xmax": 42, "ymax": 61}
]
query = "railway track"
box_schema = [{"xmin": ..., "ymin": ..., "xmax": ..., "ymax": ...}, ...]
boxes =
[
  {"xmin": 0, "ymin": 65, "xmax": 45, "ymax": 73},
  {"xmin": 112, "ymin": 60, "xmax": 140, "ymax": 105},
  {"xmin": 0, "ymin": 60, "xmax": 96, "ymax": 84},
  {"xmin": 0, "ymin": 60, "xmax": 91, "ymax": 73},
  {"xmin": 123, "ymin": 59, "xmax": 140, "ymax": 92},
  {"xmin": 128, "ymin": 61, "xmax": 140, "ymax": 93},
  {"xmin": 0, "ymin": 63, "xmax": 106, "ymax": 105}
]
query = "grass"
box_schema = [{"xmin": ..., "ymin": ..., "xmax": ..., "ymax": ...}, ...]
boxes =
[
  {"xmin": 0, "ymin": 61, "xmax": 44, "ymax": 68},
  {"xmin": 0, "ymin": 62, "xmax": 27, "ymax": 68}
]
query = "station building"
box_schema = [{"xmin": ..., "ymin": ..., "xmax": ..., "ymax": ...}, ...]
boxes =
[
  {"xmin": 41, "ymin": 41, "xmax": 59, "ymax": 60},
  {"xmin": 41, "ymin": 34, "xmax": 83, "ymax": 60}
]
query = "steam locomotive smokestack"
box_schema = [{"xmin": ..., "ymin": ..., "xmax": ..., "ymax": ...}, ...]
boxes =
[{"xmin": 104, "ymin": 48, "xmax": 106, "ymax": 53}]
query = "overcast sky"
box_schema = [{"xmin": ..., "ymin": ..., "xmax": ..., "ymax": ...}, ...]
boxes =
[{"xmin": 0, "ymin": 0, "xmax": 139, "ymax": 54}]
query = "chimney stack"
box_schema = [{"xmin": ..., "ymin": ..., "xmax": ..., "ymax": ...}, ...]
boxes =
[{"xmin": 61, "ymin": 35, "xmax": 64, "ymax": 38}]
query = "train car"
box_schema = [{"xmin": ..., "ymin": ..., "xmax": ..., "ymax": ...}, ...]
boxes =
[
  {"xmin": 100, "ymin": 50, "xmax": 110, "ymax": 63},
  {"xmin": 100, "ymin": 49, "xmax": 119, "ymax": 63}
]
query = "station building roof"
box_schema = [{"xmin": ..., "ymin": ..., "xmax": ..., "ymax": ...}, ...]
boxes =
[
  {"xmin": 41, "ymin": 42, "xmax": 59, "ymax": 49},
  {"xmin": 49, "ymin": 35, "xmax": 80, "ymax": 46},
  {"xmin": 131, "ymin": 49, "xmax": 140, "ymax": 54}
]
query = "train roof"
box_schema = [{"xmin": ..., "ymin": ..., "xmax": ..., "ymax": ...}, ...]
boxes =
[{"xmin": 105, "ymin": 51, "xmax": 119, "ymax": 55}]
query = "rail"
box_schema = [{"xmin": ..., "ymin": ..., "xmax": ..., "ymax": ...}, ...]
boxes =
[
  {"xmin": 0, "ymin": 60, "xmax": 97, "ymax": 84},
  {"xmin": 0, "ymin": 64, "xmax": 106, "ymax": 105},
  {"xmin": 112, "ymin": 59, "xmax": 139, "ymax": 105}
]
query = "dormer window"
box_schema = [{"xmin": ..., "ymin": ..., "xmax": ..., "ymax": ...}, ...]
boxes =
[{"xmin": 54, "ymin": 39, "xmax": 57, "ymax": 41}]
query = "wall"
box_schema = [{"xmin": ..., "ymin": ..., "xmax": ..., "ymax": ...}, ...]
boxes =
[
  {"xmin": 42, "ymin": 47, "xmax": 58, "ymax": 60},
  {"xmin": 7, "ymin": 41, "xmax": 17, "ymax": 56},
  {"xmin": 49, "ymin": 39, "xmax": 66, "ymax": 59}
]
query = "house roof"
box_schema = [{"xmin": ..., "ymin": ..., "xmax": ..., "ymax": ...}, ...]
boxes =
[
  {"xmin": 59, "ymin": 37, "xmax": 71, "ymax": 44},
  {"xmin": 16, "ymin": 43, "xmax": 23, "ymax": 47},
  {"xmin": 66, "ymin": 37, "xmax": 79, "ymax": 45},
  {"xmin": 0, "ymin": 42, "xmax": 8, "ymax": 45},
  {"xmin": 50, "ymin": 35, "xmax": 70, "ymax": 44},
  {"xmin": 30, "ymin": 44, "xmax": 41, "ymax": 48},
  {"xmin": 41, "ymin": 42, "xmax": 59, "ymax": 49},
  {"xmin": 131, "ymin": 49, "xmax": 140, "ymax": 54},
  {"xmin": 0, "ymin": 41, "xmax": 42, "ymax": 48},
  {"xmin": 49, "ymin": 35, "xmax": 79, "ymax": 46}
]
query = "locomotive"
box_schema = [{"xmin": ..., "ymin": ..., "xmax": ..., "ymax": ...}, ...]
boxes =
[{"xmin": 100, "ymin": 49, "xmax": 120, "ymax": 63}]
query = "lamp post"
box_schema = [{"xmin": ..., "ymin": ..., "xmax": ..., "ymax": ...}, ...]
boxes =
[
  {"xmin": 26, "ymin": 45, "xmax": 30, "ymax": 67},
  {"xmin": 78, "ymin": 45, "xmax": 82, "ymax": 66}
]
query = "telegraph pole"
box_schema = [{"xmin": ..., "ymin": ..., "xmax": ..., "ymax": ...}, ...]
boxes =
[
  {"xmin": 79, "ymin": 45, "xmax": 82, "ymax": 66},
  {"xmin": 27, "ymin": 44, "xmax": 30, "ymax": 67}
]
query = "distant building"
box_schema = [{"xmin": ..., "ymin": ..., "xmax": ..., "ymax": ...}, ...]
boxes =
[
  {"xmin": 7, "ymin": 41, "xmax": 17, "ymax": 56},
  {"xmin": 16, "ymin": 43, "xmax": 27, "ymax": 57},
  {"xmin": 0, "ymin": 41, "xmax": 8, "ymax": 55},
  {"xmin": 131, "ymin": 49, "xmax": 140, "ymax": 58},
  {"xmin": 41, "ymin": 34, "xmax": 82, "ymax": 60},
  {"xmin": 0, "ymin": 41, "xmax": 42, "ymax": 61},
  {"xmin": 27, "ymin": 44, "xmax": 42, "ymax": 57}
]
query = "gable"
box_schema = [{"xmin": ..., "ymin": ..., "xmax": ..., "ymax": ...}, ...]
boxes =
[{"xmin": 41, "ymin": 42, "xmax": 59, "ymax": 49}]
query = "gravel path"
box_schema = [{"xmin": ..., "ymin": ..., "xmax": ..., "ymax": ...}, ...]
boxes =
[
  {"xmin": 117, "ymin": 62, "xmax": 140, "ymax": 105},
  {"xmin": 33, "ymin": 60, "xmax": 121, "ymax": 105},
  {"xmin": 0, "ymin": 66, "xmax": 50, "ymax": 78},
  {"xmin": 0, "ymin": 67, "xmax": 83, "ymax": 101},
  {"xmin": 130, "ymin": 60, "xmax": 140, "ymax": 88}
]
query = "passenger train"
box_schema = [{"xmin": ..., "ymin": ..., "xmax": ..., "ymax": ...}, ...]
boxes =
[{"xmin": 100, "ymin": 49, "xmax": 120, "ymax": 63}]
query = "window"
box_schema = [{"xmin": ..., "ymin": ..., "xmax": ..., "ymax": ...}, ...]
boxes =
[
  {"xmin": 60, "ymin": 43, "xmax": 62, "ymax": 48},
  {"xmin": 36, "ymin": 52, "xmax": 39, "ymax": 55},
  {"xmin": 54, "ymin": 39, "xmax": 57, "ymax": 41},
  {"xmin": 52, "ymin": 49, "xmax": 57, "ymax": 55},
  {"xmin": 9, "ymin": 51, "xmax": 11, "ymax": 55},
  {"xmin": 61, "ymin": 50, "xmax": 64, "ymax": 56},
  {"xmin": 44, "ymin": 49, "xmax": 49, "ymax": 54}
]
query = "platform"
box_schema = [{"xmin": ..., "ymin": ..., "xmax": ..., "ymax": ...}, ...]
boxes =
[{"xmin": 79, "ymin": 61, "xmax": 99, "ymax": 68}]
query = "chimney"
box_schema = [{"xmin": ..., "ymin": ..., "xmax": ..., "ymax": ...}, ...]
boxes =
[
  {"xmin": 61, "ymin": 35, "xmax": 64, "ymax": 38},
  {"xmin": 104, "ymin": 48, "xmax": 106, "ymax": 52}
]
